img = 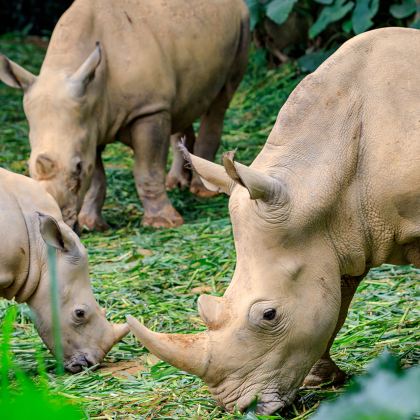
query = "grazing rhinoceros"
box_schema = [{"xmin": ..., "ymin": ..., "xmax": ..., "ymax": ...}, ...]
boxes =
[
  {"xmin": 0, "ymin": 0, "xmax": 249, "ymax": 231},
  {"xmin": 127, "ymin": 28, "xmax": 420, "ymax": 414},
  {"xmin": 0, "ymin": 167, "xmax": 129, "ymax": 372}
]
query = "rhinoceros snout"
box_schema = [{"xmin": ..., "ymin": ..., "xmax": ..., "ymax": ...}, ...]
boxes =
[{"xmin": 64, "ymin": 353, "xmax": 94, "ymax": 373}]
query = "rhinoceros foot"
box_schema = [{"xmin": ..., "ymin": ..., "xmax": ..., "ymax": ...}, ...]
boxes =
[
  {"xmin": 78, "ymin": 212, "xmax": 110, "ymax": 232},
  {"xmin": 166, "ymin": 170, "xmax": 190, "ymax": 190},
  {"xmin": 142, "ymin": 205, "xmax": 184, "ymax": 228},
  {"xmin": 303, "ymin": 357, "xmax": 346, "ymax": 388},
  {"xmin": 190, "ymin": 179, "xmax": 219, "ymax": 198}
]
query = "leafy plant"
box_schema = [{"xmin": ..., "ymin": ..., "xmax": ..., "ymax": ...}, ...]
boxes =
[
  {"xmin": 247, "ymin": 0, "xmax": 420, "ymax": 71},
  {"xmin": 0, "ymin": 306, "xmax": 82, "ymax": 419},
  {"xmin": 312, "ymin": 352, "xmax": 420, "ymax": 420},
  {"xmin": 247, "ymin": 0, "xmax": 420, "ymax": 37}
]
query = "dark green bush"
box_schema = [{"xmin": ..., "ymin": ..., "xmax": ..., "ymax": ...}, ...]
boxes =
[{"xmin": 0, "ymin": 0, "xmax": 73, "ymax": 36}]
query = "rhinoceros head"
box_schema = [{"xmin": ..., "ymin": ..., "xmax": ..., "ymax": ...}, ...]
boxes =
[
  {"xmin": 127, "ymin": 151, "xmax": 342, "ymax": 414},
  {"xmin": 0, "ymin": 45, "xmax": 103, "ymax": 229},
  {"xmin": 27, "ymin": 213, "xmax": 129, "ymax": 372}
]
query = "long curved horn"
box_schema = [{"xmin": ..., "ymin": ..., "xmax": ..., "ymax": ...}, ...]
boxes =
[
  {"xmin": 127, "ymin": 315, "xmax": 209, "ymax": 377},
  {"xmin": 112, "ymin": 323, "xmax": 130, "ymax": 344},
  {"xmin": 178, "ymin": 142, "xmax": 234, "ymax": 195},
  {"xmin": 223, "ymin": 151, "xmax": 289, "ymax": 204}
]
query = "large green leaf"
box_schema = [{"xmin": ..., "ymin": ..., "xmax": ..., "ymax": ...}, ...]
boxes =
[
  {"xmin": 246, "ymin": 0, "xmax": 263, "ymax": 30},
  {"xmin": 297, "ymin": 48, "xmax": 337, "ymax": 72},
  {"xmin": 389, "ymin": 0, "xmax": 417, "ymax": 18},
  {"xmin": 352, "ymin": 0, "xmax": 379, "ymax": 34},
  {"xmin": 315, "ymin": 0, "xmax": 334, "ymax": 4},
  {"xmin": 309, "ymin": 0, "xmax": 355, "ymax": 39},
  {"xmin": 265, "ymin": 0, "xmax": 298, "ymax": 26},
  {"xmin": 312, "ymin": 352, "xmax": 420, "ymax": 420}
]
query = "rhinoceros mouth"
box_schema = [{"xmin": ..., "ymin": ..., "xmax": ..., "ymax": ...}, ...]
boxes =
[{"xmin": 64, "ymin": 352, "xmax": 95, "ymax": 373}]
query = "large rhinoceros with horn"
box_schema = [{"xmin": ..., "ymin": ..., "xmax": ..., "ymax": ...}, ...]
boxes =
[
  {"xmin": 127, "ymin": 28, "xmax": 420, "ymax": 414},
  {"xmin": 0, "ymin": 0, "xmax": 249, "ymax": 231},
  {"xmin": 0, "ymin": 167, "xmax": 129, "ymax": 372}
]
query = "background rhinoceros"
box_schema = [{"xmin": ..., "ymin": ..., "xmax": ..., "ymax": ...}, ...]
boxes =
[
  {"xmin": 0, "ymin": 167, "xmax": 128, "ymax": 372},
  {"xmin": 128, "ymin": 27, "xmax": 420, "ymax": 414},
  {"xmin": 0, "ymin": 0, "xmax": 249, "ymax": 231}
]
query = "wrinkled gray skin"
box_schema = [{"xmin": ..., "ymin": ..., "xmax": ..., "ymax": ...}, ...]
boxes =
[
  {"xmin": 127, "ymin": 28, "xmax": 420, "ymax": 414},
  {"xmin": 0, "ymin": 0, "xmax": 249, "ymax": 231},
  {"xmin": 0, "ymin": 168, "xmax": 129, "ymax": 372}
]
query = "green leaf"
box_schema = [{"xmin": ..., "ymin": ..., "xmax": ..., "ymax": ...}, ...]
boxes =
[
  {"xmin": 246, "ymin": 0, "xmax": 263, "ymax": 30},
  {"xmin": 315, "ymin": 0, "xmax": 334, "ymax": 4},
  {"xmin": 312, "ymin": 352, "xmax": 420, "ymax": 420},
  {"xmin": 352, "ymin": 0, "xmax": 379, "ymax": 34},
  {"xmin": 410, "ymin": 19, "xmax": 420, "ymax": 28},
  {"xmin": 297, "ymin": 48, "xmax": 336, "ymax": 72},
  {"xmin": 265, "ymin": 0, "xmax": 298, "ymax": 26},
  {"xmin": 389, "ymin": 0, "xmax": 417, "ymax": 18},
  {"xmin": 342, "ymin": 18, "xmax": 353, "ymax": 33},
  {"xmin": 309, "ymin": 0, "xmax": 355, "ymax": 39}
]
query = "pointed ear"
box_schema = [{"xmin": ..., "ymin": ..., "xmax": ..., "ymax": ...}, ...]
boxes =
[
  {"xmin": 69, "ymin": 42, "xmax": 102, "ymax": 97},
  {"xmin": 178, "ymin": 142, "xmax": 234, "ymax": 195},
  {"xmin": 222, "ymin": 151, "xmax": 289, "ymax": 204},
  {"xmin": 198, "ymin": 294, "xmax": 226, "ymax": 330},
  {"xmin": 37, "ymin": 212, "xmax": 77, "ymax": 253},
  {"xmin": 0, "ymin": 54, "xmax": 37, "ymax": 90}
]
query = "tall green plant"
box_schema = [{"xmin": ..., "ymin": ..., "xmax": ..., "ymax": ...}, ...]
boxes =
[
  {"xmin": 0, "ymin": 306, "xmax": 82, "ymax": 419},
  {"xmin": 247, "ymin": 0, "xmax": 420, "ymax": 39}
]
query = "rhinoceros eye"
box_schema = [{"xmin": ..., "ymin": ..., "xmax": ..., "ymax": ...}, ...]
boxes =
[
  {"xmin": 263, "ymin": 308, "xmax": 276, "ymax": 321},
  {"xmin": 75, "ymin": 309, "xmax": 85, "ymax": 318}
]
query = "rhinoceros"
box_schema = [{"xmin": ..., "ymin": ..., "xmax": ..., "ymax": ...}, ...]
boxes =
[
  {"xmin": 127, "ymin": 28, "xmax": 420, "ymax": 413},
  {"xmin": 0, "ymin": 0, "xmax": 249, "ymax": 231},
  {"xmin": 0, "ymin": 167, "xmax": 129, "ymax": 372}
]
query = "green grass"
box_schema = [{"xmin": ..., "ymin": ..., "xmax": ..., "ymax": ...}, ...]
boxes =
[{"xmin": 0, "ymin": 36, "xmax": 419, "ymax": 419}]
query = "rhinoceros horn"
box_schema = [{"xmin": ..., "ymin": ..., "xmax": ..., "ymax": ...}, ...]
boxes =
[
  {"xmin": 70, "ymin": 42, "xmax": 102, "ymax": 97},
  {"xmin": 126, "ymin": 315, "xmax": 209, "ymax": 377},
  {"xmin": 112, "ymin": 323, "xmax": 130, "ymax": 343}
]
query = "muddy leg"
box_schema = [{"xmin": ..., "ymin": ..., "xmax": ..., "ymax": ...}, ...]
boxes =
[
  {"xmin": 303, "ymin": 275, "xmax": 362, "ymax": 387},
  {"xmin": 131, "ymin": 113, "xmax": 183, "ymax": 228},
  {"xmin": 78, "ymin": 146, "xmax": 109, "ymax": 232},
  {"xmin": 166, "ymin": 126, "xmax": 195, "ymax": 190}
]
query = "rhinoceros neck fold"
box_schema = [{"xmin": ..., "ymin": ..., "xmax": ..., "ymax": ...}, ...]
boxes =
[
  {"xmin": 14, "ymin": 211, "xmax": 43, "ymax": 303},
  {"xmin": 0, "ymin": 176, "xmax": 41, "ymax": 303}
]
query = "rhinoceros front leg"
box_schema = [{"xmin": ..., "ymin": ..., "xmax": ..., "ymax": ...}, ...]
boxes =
[
  {"xmin": 166, "ymin": 126, "xmax": 195, "ymax": 190},
  {"xmin": 131, "ymin": 113, "xmax": 184, "ymax": 228},
  {"xmin": 78, "ymin": 146, "xmax": 110, "ymax": 232},
  {"xmin": 303, "ymin": 275, "xmax": 362, "ymax": 387}
]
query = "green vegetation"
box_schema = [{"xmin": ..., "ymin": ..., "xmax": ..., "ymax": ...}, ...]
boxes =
[
  {"xmin": 0, "ymin": 36, "xmax": 419, "ymax": 419},
  {"xmin": 248, "ymin": 0, "xmax": 420, "ymax": 38}
]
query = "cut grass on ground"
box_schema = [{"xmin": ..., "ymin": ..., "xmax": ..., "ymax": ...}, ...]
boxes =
[{"xmin": 0, "ymin": 36, "xmax": 419, "ymax": 419}]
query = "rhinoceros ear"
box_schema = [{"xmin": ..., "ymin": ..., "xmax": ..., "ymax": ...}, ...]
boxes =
[
  {"xmin": 69, "ymin": 42, "xmax": 102, "ymax": 97},
  {"xmin": 222, "ymin": 151, "xmax": 289, "ymax": 204},
  {"xmin": 198, "ymin": 294, "xmax": 226, "ymax": 330},
  {"xmin": 0, "ymin": 54, "xmax": 37, "ymax": 90},
  {"xmin": 178, "ymin": 142, "xmax": 234, "ymax": 195},
  {"xmin": 37, "ymin": 213, "xmax": 77, "ymax": 253}
]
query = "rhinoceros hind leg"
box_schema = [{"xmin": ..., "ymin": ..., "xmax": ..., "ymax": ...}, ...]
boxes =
[
  {"xmin": 189, "ymin": 95, "xmax": 229, "ymax": 198},
  {"xmin": 304, "ymin": 275, "xmax": 362, "ymax": 388},
  {"xmin": 166, "ymin": 127, "xmax": 195, "ymax": 190},
  {"xmin": 190, "ymin": 23, "xmax": 248, "ymax": 198},
  {"xmin": 131, "ymin": 114, "xmax": 184, "ymax": 228},
  {"xmin": 78, "ymin": 146, "xmax": 109, "ymax": 232}
]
